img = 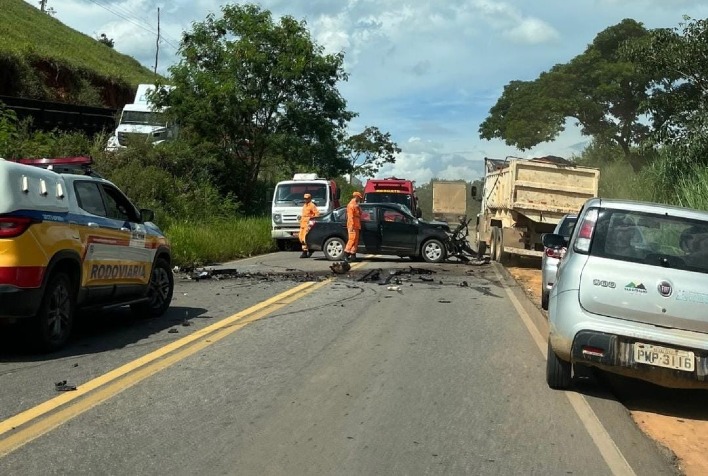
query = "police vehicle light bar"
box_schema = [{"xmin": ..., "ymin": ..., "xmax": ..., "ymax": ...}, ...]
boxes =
[{"xmin": 15, "ymin": 156, "xmax": 93, "ymax": 166}]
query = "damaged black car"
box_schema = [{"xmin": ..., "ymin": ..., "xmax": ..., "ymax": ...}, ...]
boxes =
[{"xmin": 305, "ymin": 203, "xmax": 451, "ymax": 262}]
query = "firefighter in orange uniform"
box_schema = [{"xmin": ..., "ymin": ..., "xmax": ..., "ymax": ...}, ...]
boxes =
[
  {"xmin": 345, "ymin": 191, "xmax": 363, "ymax": 261},
  {"xmin": 299, "ymin": 193, "xmax": 320, "ymax": 258}
]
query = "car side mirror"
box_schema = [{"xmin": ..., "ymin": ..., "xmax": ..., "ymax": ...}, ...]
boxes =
[
  {"xmin": 140, "ymin": 208, "xmax": 155, "ymax": 223},
  {"xmin": 542, "ymin": 233, "xmax": 566, "ymax": 249}
]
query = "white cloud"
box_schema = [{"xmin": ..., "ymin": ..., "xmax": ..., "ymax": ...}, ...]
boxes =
[
  {"xmin": 506, "ymin": 17, "xmax": 560, "ymax": 44},
  {"xmin": 23, "ymin": 0, "xmax": 708, "ymax": 185}
]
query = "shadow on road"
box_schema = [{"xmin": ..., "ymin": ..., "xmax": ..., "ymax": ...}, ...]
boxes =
[
  {"xmin": 0, "ymin": 305, "xmax": 208, "ymax": 362},
  {"xmin": 600, "ymin": 372, "xmax": 708, "ymax": 421}
]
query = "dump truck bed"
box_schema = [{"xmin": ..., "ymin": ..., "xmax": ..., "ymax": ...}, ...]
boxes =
[
  {"xmin": 483, "ymin": 157, "xmax": 599, "ymax": 224},
  {"xmin": 432, "ymin": 180, "xmax": 467, "ymax": 221}
]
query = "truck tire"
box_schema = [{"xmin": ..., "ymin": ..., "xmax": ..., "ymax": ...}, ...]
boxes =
[
  {"xmin": 35, "ymin": 272, "xmax": 75, "ymax": 352},
  {"xmin": 490, "ymin": 228, "xmax": 498, "ymax": 261},
  {"xmin": 496, "ymin": 229, "xmax": 509, "ymax": 264},
  {"xmin": 323, "ymin": 237, "xmax": 346, "ymax": 261},
  {"xmin": 475, "ymin": 232, "xmax": 487, "ymax": 258}
]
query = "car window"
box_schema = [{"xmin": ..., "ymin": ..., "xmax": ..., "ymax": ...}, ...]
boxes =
[
  {"xmin": 557, "ymin": 217, "xmax": 577, "ymax": 238},
  {"xmin": 74, "ymin": 181, "xmax": 106, "ymax": 217},
  {"xmin": 382, "ymin": 209, "xmax": 410, "ymax": 224},
  {"xmin": 102, "ymin": 185, "xmax": 140, "ymax": 222},
  {"xmin": 360, "ymin": 206, "xmax": 374, "ymax": 222},
  {"xmin": 590, "ymin": 209, "xmax": 708, "ymax": 273}
]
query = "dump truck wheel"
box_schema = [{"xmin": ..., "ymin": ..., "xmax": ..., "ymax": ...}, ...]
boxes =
[
  {"xmin": 475, "ymin": 232, "xmax": 487, "ymax": 257},
  {"xmin": 490, "ymin": 228, "xmax": 498, "ymax": 261}
]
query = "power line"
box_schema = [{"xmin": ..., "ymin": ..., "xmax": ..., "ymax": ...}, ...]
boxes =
[{"xmin": 82, "ymin": 0, "xmax": 180, "ymax": 50}]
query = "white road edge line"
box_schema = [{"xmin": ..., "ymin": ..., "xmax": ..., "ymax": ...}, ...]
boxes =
[{"xmin": 492, "ymin": 265, "xmax": 636, "ymax": 476}]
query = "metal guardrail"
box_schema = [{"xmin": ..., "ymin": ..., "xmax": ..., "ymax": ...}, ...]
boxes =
[{"xmin": 0, "ymin": 95, "xmax": 118, "ymax": 136}]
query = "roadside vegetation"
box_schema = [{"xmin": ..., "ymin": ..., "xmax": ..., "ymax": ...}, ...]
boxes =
[
  {"xmin": 2, "ymin": 5, "xmax": 707, "ymax": 266},
  {"xmin": 481, "ymin": 16, "xmax": 708, "ymax": 211},
  {"xmin": 0, "ymin": 0, "xmax": 159, "ymax": 107}
]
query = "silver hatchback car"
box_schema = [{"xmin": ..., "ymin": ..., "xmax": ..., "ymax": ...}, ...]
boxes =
[
  {"xmin": 544, "ymin": 198, "xmax": 708, "ymax": 390},
  {"xmin": 541, "ymin": 214, "xmax": 577, "ymax": 310}
]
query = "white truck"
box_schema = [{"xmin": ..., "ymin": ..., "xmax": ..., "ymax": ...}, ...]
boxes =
[
  {"xmin": 431, "ymin": 179, "xmax": 468, "ymax": 224},
  {"xmin": 106, "ymin": 84, "xmax": 177, "ymax": 151},
  {"xmin": 271, "ymin": 173, "xmax": 341, "ymax": 250},
  {"xmin": 472, "ymin": 156, "xmax": 600, "ymax": 262}
]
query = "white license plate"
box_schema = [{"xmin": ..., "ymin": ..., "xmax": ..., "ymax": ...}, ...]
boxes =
[{"xmin": 633, "ymin": 343, "xmax": 695, "ymax": 372}]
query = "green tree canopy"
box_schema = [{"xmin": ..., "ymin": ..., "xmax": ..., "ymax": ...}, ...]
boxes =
[
  {"xmin": 154, "ymin": 3, "xmax": 354, "ymax": 201},
  {"xmin": 479, "ymin": 19, "xmax": 653, "ymax": 172},
  {"xmin": 624, "ymin": 16, "xmax": 708, "ymax": 148},
  {"xmin": 340, "ymin": 126, "xmax": 401, "ymax": 181}
]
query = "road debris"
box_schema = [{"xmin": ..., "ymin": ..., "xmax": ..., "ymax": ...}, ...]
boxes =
[
  {"xmin": 168, "ymin": 328, "xmax": 179, "ymax": 334},
  {"xmin": 55, "ymin": 380, "xmax": 77, "ymax": 392},
  {"xmin": 359, "ymin": 266, "xmax": 436, "ymax": 285},
  {"xmin": 330, "ymin": 261, "xmax": 351, "ymax": 274}
]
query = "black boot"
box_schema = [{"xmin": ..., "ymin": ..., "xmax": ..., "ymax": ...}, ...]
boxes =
[{"xmin": 300, "ymin": 251, "xmax": 309, "ymax": 258}]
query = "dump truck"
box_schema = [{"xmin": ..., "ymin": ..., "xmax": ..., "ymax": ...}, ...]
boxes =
[
  {"xmin": 431, "ymin": 180, "xmax": 468, "ymax": 224},
  {"xmin": 471, "ymin": 156, "xmax": 600, "ymax": 262}
]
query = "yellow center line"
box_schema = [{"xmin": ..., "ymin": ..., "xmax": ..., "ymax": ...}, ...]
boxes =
[{"xmin": 0, "ymin": 278, "xmax": 333, "ymax": 457}]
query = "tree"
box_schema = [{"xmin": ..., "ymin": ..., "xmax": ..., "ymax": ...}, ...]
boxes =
[
  {"xmin": 97, "ymin": 33, "xmax": 114, "ymax": 48},
  {"xmin": 479, "ymin": 19, "xmax": 653, "ymax": 172},
  {"xmin": 624, "ymin": 16, "xmax": 708, "ymax": 148},
  {"xmin": 340, "ymin": 126, "xmax": 400, "ymax": 182},
  {"xmin": 154, "ymin": 3, "xmax": 354, "ymax": 203}
]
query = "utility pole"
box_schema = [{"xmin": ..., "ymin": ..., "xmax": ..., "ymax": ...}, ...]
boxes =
[
  {"xmin": 154, "ymin": 7, "xmax": 160, "ymax": 76},
  {"xmin": 39, "ymin": 0, "xmax": 47, "ymax": 12}
]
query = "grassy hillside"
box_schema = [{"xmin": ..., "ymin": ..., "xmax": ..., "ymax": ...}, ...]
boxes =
[{"xmin": 0, "ymin": 0, "xmax": 164, "ymax": 107}]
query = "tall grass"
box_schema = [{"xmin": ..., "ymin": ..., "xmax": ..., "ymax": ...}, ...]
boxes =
[
  {"xmin": 0, "ymin": 0, "xmax": 158, "ymax": 86},
  {"xmin": 594, "ymin": 160, "xmax": 650, "ymax": 201},
  {"xmin": 166, "ymin": 217, "xmax": 275, "ymax": 267}
]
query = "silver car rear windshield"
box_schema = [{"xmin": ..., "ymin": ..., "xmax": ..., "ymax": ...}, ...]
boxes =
[{"xmin": 589, "ymin": 209, "xmax": 708, "ymax": 273}]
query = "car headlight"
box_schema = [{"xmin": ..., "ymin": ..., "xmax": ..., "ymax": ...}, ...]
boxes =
[{"xmin": 273, "ymin": 213, "xmax": 282, "ymax": 224}]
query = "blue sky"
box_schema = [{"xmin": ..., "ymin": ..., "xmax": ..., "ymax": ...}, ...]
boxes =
[{"xmin": 25, "ymin": 0, "xmax": 708, "ymax": 184}]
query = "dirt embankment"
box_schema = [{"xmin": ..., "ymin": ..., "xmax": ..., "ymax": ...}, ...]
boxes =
[{"xmin": 505, "ymin": 259, "xmax": 708, "ymax": 476}]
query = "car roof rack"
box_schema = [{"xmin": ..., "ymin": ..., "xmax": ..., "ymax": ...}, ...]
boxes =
[{"xmin": 11, "ymin": 156, "xmax": 103, "ymax": 178}]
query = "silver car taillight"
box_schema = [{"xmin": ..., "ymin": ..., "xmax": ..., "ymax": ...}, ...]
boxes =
[
  {"xmin": 574, "ymin": 208, "xmax": 598, "ymax": 253},
  {"xmin": 545, "ymin": 247, "xmax": 565, "ymax": 259}
]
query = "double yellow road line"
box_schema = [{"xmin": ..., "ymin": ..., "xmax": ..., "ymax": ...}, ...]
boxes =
[{"xmin": 0, "ymin": 268, "xmax": 354, "ymax": 457}]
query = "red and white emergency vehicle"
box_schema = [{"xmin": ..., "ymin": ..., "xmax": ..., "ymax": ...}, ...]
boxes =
[{"xmin": 363, "ymin": 177, "xmax": 421, "ymax": 218}]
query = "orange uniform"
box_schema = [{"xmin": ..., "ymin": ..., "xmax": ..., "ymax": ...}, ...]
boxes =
[
  {"xmin": 345, "ymin": 195, "xmax": 361, "ymax": 255},
  {"xmin": 299, "ymin": 201, "xmax": 320, "ymax": 252}
]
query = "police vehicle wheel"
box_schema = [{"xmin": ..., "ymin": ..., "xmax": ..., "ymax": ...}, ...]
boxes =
[
  {"xmin": 546, "ymin": 340, "xmax": 572, "ymax": 389},
  {"xmin": 132, "ymin": 258, "xmax": 174, "ymax": 317},
  {"xmin": 421, "ymin": 239, "xmax": 446, "ymax": 263},
  {"xmin": 35, "ymin": 272, "xmax": 75, "ymax": 352},
  {"xmin": 323, "ymin": 237, "xmax": 346, "ymax": 261}
]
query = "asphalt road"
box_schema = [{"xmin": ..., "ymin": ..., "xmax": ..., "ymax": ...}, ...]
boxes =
[{"xmin": 0, "ymin": 251, "xmax": 680, "ymax": 475}]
